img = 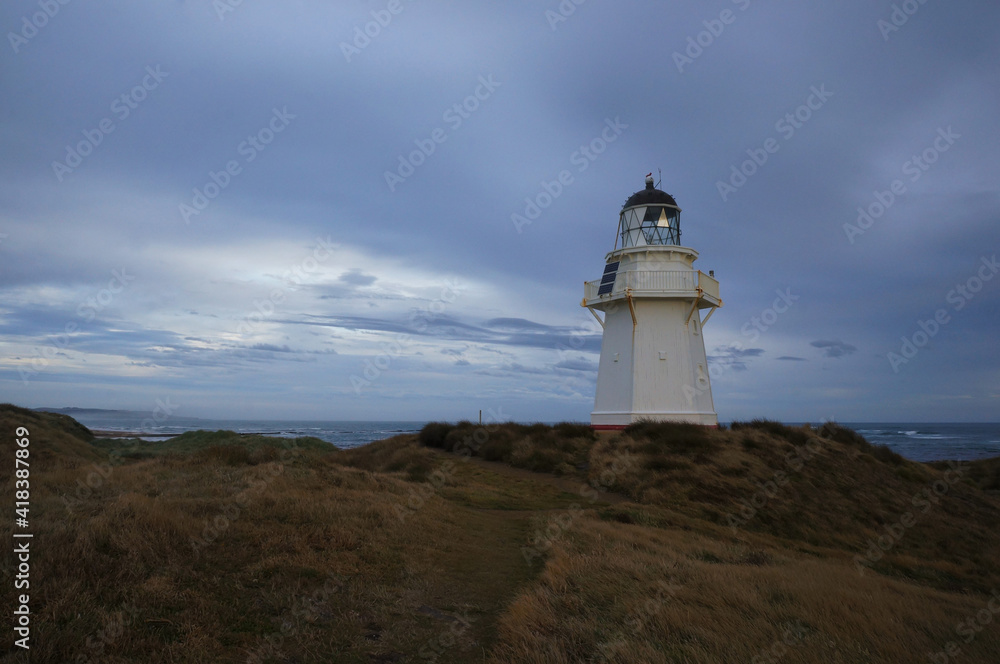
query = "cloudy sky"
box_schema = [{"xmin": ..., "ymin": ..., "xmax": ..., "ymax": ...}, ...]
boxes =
[{"xmin": 1, "ymin": 1, "xmax": 998, "ymax": 423}]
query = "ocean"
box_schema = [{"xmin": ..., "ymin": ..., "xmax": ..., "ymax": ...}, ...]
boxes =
[
  {"xmin": 836, "ymin": 423, "xmax": 1000, "ymax": 463},
  {"xmin": 46, "ymin": 410, "xmax": 426, "ymax": 450},
  {"xmin": 42, "ymin": 410, "xmax": 1000, "ymax": 461}
]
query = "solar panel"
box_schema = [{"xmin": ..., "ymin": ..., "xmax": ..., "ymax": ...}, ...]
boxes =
[{"xmin": 597, "ymin": 261, "xmax": 620, "ymax": 295}]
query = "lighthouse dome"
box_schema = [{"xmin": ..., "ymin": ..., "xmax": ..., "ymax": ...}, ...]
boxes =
[
  {"xmin": 623, "ymin": 176, "xmax": 678, "ymax": 209},
  {"xmin": 618, "ymin": 175, "xmax": 681, "ymax": 248}
]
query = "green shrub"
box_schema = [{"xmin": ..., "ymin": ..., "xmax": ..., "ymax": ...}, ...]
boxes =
[
  {"xmin": 623, "ymin": 419, "xmax": 715, "ymax": 454},
  {"xmin": 481, "ymin": 437, "xmax": 513, "ymax": 461},
  {"xmin": 872, "ymin": 444, "xmax": 905, "ymax": 466},
  {"xmin": 644, "ymin": 456, "xmax": 692, "ymax": 472},
  {"xmin": 818, "ymin": 422, "xmax": 870, "ymax": 448},
  {"xmin": 731, "ymin": 419, "xmax": 810, "ymax": 446},
  {"xmin": 553, "ymin": 422, "xmax": 595, "ymax": 440},
  {"xmin": 819, "ymin": 422, "xmax": 905, "ymax": 466},
  {"xmin": 194, "ymin": 445, "xmax": 251, "ymax": 465},
  {"xmin": 419, "ymin": 422, "xmax": 454, "ymax": 449}
]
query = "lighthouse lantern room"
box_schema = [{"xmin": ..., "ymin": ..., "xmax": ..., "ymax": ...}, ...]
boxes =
[{"xmin": 583, "ymin": 174, "xmax": 722, "ymax": 428}]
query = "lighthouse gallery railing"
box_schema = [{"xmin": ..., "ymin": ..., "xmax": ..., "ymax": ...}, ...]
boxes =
[{"xmin": 584, "ymin": 270, "xmax": 720, "ymax": 303}]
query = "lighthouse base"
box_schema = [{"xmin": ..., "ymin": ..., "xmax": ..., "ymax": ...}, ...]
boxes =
[{"xmin": 591, "ymin": 410, "xmax": 719, "ymax": 428}]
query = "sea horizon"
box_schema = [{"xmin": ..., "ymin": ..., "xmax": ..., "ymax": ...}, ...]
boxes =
[{"xmin": 32, "ymin": 407, "xmax": 1000, "ymax": 462}]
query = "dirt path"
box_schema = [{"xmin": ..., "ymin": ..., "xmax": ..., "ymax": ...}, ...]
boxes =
[
  {"xmin": 387, "ymin": 448, "xmax": 630, "ymax": 662},
  {"xmin": 423, "ymin": 448, "xmax": 629, "ymax": 511}
]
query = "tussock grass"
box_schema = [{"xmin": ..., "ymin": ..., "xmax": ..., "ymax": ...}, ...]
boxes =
[
  {"xmin": 732, "ymin": 418, "xmax": 812, "ymax": 446},
  {"xmin": 1, "ymin": 404, "xmax": 102, "ymax": 469},
  {"xmin": 418, "ymin": 419, "xmax": 1000, "ymax": 595},
  {"xmin": 944, "ymin": 455, "xmax": 1000, "ymax": 492},
  {"xmin": 488, "ymin": 514, "xmax": 1000, "ymax": 664},
  {"xmin": 819, "ymin": 421, "xmax": 906, "ymax": 465},
  {"xmin": 5, "ymin": 404, "xmax": 1000, "ymax": 663},
  {"xmin": 418, "ymin": 421, "xmax": 595, "ymax": 474},
  {"xmin": 92, "ymin": 429, "xmax": 333, "ymax": 461}
]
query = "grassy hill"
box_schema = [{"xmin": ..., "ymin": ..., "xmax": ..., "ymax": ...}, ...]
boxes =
[{"xmin": 2, "ymin": 405, "xmax": 998, "ymax": 663}]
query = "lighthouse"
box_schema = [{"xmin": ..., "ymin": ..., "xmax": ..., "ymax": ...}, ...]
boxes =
[{"xmin": 583, "ymin": 174, "xmax": 722, "ymax": 428}]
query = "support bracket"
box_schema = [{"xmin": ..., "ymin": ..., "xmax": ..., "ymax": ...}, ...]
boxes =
[
  {"xmin": 684, "ymin": 298, "xmax": 699, "ymax": 326},
  {"xmin": 625, "ymin": 289, "xmax": 637, "ymax": 329}
]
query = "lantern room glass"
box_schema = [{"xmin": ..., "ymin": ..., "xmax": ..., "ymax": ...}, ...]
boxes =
[{"xmin": 619, "ymin": 205, "xmax": 681, "ymax": 248}]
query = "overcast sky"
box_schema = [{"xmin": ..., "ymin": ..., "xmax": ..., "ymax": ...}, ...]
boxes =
[{"xmin": 1, "ymin": 1, "xmax": 998, "ymax": 423}]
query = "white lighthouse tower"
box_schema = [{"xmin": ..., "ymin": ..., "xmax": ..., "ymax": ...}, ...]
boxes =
[{"xmin": 583, "ymin": 174, "xmax": 722, "ymax": 428}]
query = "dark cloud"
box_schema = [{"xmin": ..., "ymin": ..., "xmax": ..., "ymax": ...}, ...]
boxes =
[
  {"xmin": 289, "ymin": 313, "xmax": 600, "ymax": 352},
  {"xmin": 338, "ymin": 269, "xmax": 377, "ymax": 287},
  {"xmin": 709, "ymin": 345, "xmax": 765, "ymax": 372},
  {"xmin": 484, "ymin": 318, "xmax": 553, "ymax": 331},
  {"xmin": 554, "ymin": 358, "xmax": 598, "ymax": 372},
  {"xmin": 1, "ymin": 1, "xmax": 998, "ymax": 421},
  {"xmin": 248, "ymin": 344, "xmax": 293, "ymax": 353},
  {"xmin": 810, "ymin": 340, "xmax": 858, "ymax": 359}
]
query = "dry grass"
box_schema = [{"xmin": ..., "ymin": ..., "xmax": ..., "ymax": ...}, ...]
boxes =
[
  {"xmin": 4, "ymin": 407, "xmax": 1000, "ymax": 663},
  {"xmin": 488, "ymin": 514, "xmax": 1000, "ymax": 663}
]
